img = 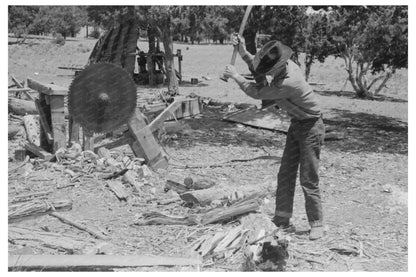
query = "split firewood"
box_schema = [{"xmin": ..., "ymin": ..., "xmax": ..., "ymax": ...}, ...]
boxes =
[
  {"xmin": 49, "ymin": 212, "xmax": 107, "ymax": 240},
  {"xmin": 134, "ymin": 211, "xmax": 200, "ymax": 226},
  {"xmin": 8, "ymin": 199, "xmax": 72, "ymax": 223},
  {"xmin": 23, "ymin": 114, "xmax": 39, "ymax": 145},
  {"xmin": 197, "ymin": 231, "xmax": 226, "ymax": 257},
  {"xmin": 324, "ymin": 131, "xmax": 346, "ymax": 141},
  {"xmin": 165, "ymin": 179, "xmax": 188, "ymax": 194},
  {"xmin": 101, "ymin": 168, "xmax": 128, "ymax": 180},
  {"xmin": 8, "ymin": 254, "xmax": 202, "ymax": 271},
  {"xmin": 213, "ymin": 226, "xmax": 243, "ymax": 253},
  {"xmin": 183, "ymin": 177, "xmax": 217, "ymax": 190},
  {"xmin": 8, "ymin": 97, "xmax": 37, "ymax": 115},
  {"xmin": 8, "ymin": 226, "xmax": 89, "ymax": 254},
  {"xmin": 106, "ymin": 180, "xmax": 129, "ymax": 201}
]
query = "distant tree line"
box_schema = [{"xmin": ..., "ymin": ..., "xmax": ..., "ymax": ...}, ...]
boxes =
[{"xmin": 8, "ymin": 5, "xmax": 407, "ymax": 98}]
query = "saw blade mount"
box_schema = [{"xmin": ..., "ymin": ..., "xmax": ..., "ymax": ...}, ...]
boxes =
[{"xmin": 68, "ymin": 63, "xmax": 137, "ymax": 134}]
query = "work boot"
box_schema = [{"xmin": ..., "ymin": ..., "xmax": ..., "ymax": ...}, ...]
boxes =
[
  {"xmin": 272, "ymin": 216, "xmax": 295, "ymax": 233},
  {"xmin": 309, "ymin": 226, "xmax": 324, "ymax": 240}
]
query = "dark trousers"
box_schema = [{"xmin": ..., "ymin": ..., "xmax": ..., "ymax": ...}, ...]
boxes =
[{"xmin": 275, "ymin": 116, "xmax": 325, "ymax": 226}]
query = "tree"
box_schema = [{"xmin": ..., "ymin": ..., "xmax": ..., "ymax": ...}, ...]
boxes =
[
  {"xmin": 8, "ymin": 6, "xmax": 39, "ymax": 37},
  {"xmin": 302, "ymin": 11, "xmax": 336, "ymax": 81},
  {"xmin": 328, "ymin": 6, "xmax": 408, "ymax": 98}
]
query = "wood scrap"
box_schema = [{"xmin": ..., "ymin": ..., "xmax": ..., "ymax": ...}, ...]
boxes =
[
  {"xmin": 213, "ymin": 226, "xmax": 243, "ymax": 253},
  {"xmin": 10, "ymin": 190, "xmax": 53, "ymax": 204},
  {"xmin": 8, "ymin": 97, "xmax": 38, "ymax": 115},
  {"xmin": 106, "ymin": 180, "xmax": 129, "ymax": 201},
  {"xmin": 197, "ymin": 231, "xmax": 226, "ymax": 257},
  {"xmin": 8, "ymin": 226, "xmax": 89, "ymax": 254},
  {"xmin": 165, "ymin": 179, "xmax": 189, "ymax": 194},
  {"xmin": 8, "ymin": 254, "xmax": 202, "ymax": 271},
  {"xmin": 8, "ymin": 199, "xmax": 72, "ymax": 223},
  {"xmin": 24, "ymin": 142, "xmax": 53, "ymax": 161},
  {"xmin": 8, "ymin": 124, "xmax": 21, "ymax": 139},
  {"xmin": 34, "ymin": 98, "xmax": 53, "ymax": 143},
  {"xmin": 49, "ymin": 212, "xmax": 107, "ymax": 240},
  {"xmin": 101, "ymin": 168, "xmax": 128, "ymax": 180},
  {"xmin": 121, "ymin": 170, "xmax": 141, "ymax": 191},
  {"xmin": 183, "ymin": 177, "xmax": 217, "ymax": 190},
  {"xmin": 134, "ymin": 211, "xmax": 200, "ymax": 226}
]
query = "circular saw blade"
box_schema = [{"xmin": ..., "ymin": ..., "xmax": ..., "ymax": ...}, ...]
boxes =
[{"xmin": 68, "ymin": 63, "xmax": 137, "ymax": 134}]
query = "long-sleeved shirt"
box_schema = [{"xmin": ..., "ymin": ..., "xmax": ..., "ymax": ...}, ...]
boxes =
[{"xmin": 234, "ymin": 54, "xmax": 321, "ymax": 120}]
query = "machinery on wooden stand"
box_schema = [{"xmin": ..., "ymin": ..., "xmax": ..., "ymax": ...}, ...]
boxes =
[{"xmin": 68, "ymin": 62, "xmax": 168, "ymax": 170}]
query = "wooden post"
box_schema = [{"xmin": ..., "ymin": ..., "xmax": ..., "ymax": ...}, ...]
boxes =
[
  {"xmin": 27, "ymin": 78, "xmax": 68, "ymax": 153},
  {"xmin": 128, "ymin": 111, "xmax": 168, "ymax": 169}
]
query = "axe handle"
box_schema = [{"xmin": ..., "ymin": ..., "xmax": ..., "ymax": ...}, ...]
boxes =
[{"xmin": 230, "ymin": 5, "xmax": 253, "ymax": 65}]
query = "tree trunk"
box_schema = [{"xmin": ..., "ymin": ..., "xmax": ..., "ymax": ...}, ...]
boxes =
[
  {"xmin": 374, "ymin": 70, "xmax": 393, "ymax": 95},
  {"xmin": 304, "ymin": 54, "xmax": 314, "ymax": 81},
  {"xmin": 161, "ymin": 26, "xmax": 179, "ymax": 96}
]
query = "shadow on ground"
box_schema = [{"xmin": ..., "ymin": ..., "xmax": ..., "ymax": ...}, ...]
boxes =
[
  {"xmin": 315, "ymin": 90, "xmax": 407, "ymax": 103},
  {"xmin": 323, "ymin": 108, "xmax": 407, "ymax": 154},
  {"xmin": 164, "ymin": 105, "xmax": 407, "ymax": 155}
]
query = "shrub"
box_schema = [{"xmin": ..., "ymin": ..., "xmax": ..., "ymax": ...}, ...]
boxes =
[{"xmin": 53, "ymin": 33, "xmax": 65, "ymax": 45}]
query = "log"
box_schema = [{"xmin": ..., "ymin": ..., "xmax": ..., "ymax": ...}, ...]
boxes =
[
  {"xmin": 8, "ymin": 226, "xmax": 89, "ymax": 254},
  {"xmin": 8, "ymin": 199, "xmax": 73, "ymax": 223},
  {"xmin": 8, "ymin": 97, "xmax": 37, "ymax": 115},
  {"xmin": 200, "ymin": 197, "xmax": 261, "ymax": 225},
  {"xmin": 8, "ymin": 254, "xmax": 202, "ymax": 271},
  {"xmin": 106, "ymin": 180, "xmax": 129, "ymax": 201},
  {"xmin": 49, "ymin": 212, "xmax": 107, "ymax": 240},
  {"xmin": 180, "ymin": 180, "xmax": 274, "ymax": 207},
  {"xmin": 23, "ymin": 114, "xmax": 39, "ymax": 144}
]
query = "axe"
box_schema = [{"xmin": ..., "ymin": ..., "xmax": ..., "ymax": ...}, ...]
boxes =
[{"xmin": 220, "ymin": 5, "xmax": 253, "ymax": 82}]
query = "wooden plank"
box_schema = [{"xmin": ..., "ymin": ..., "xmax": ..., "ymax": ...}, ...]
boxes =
[
  {"xmin": 148, "ymin": 101, "xmax": 182, "ymax": 132},
  {"xmin": 24, "ymin": 142, "xmax": 53, "ymax": 161},
  {"xmin": 8, "ymin": 87, "xmax": 31, "ymax": 93},
  {"xmin": 113, "ymin": 23, "xmax": 130, "ymax": 65},
  {"xmin": 223, "ymin": 106, "xmax": 291, "ymax": 133},
  {"xmin": 8, "ymin": 254, "xmax": 202, "ymax": 271},
  {"xmin": 49, "ymin": 95, "xmax": 66, "ymax": 152},
  {"xmin": 127, "ymin": 111, "xmax": 168, "ymax": 170},
  {"xmin": 38, "ymin": 94, "xmax": 53, "ymax": 153},
  {"xmin": 34, "ymin": 99, "xmax": 53, "ymax": 143},
  {"xmin": 68, "ymin": 116, "xmax": 80, "ymax": 144},
  {"xmin": 27, "ymin": 78, "xmax": 67, "ymax": 96}
]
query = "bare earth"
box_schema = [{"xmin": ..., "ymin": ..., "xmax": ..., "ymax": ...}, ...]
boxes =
[{"xmin": 8, "ymin": 36, "xmax": 408, "ymax": 271}]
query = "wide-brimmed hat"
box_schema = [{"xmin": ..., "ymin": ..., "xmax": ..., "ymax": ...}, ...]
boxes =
[{"xmin": 253, "ymin": 40, "xmax": 293, "ymax": 75}]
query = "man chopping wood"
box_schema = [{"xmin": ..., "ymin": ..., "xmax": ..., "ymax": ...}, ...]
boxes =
[{"xmin": 223, "ymin": 35, "xmax": 325, "ymax": 240}]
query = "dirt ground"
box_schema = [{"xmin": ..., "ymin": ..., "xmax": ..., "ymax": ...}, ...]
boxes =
[{"xmin": 7, "ymin": 36, "xmax": 408, "ymax": 271}]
